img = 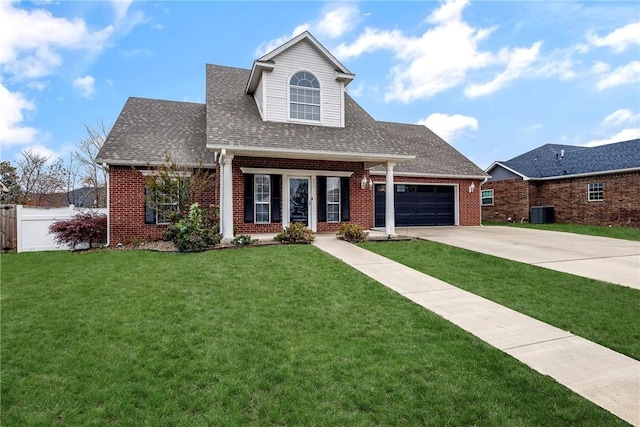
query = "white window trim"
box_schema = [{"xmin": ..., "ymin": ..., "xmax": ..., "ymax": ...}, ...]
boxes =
[
  {"xmin": 326, "ymin": 177, "xmax": 341, "ymax": 223},
  {"xmin": 481, "ymin": 189, "xmax": 494, "ymax": 206},
  {"xmin": 587, "ymin": 182, "xmax": 604, "ymax": 202},
  {"xmin": 288, "ymin": 70, "xmax": 321, "ymax": 123},
  {"xmin": 254, "ymin": 174, "xmax": 271, "ymax": 224}
]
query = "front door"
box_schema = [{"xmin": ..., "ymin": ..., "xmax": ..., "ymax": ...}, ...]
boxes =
[{"xmin": 289, "ymin": 177, "xmax": 310, "ymax": 226}]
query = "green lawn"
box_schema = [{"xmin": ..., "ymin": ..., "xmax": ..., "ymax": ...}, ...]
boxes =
[
  {"xmin": 360, "ymin": 240, "xmax": 640, "ymax": 360},
  {"xmin": 483, "ymin": 222, "xmax": 640, "ymax": 241},
  {"xmin": 1, "ymin": 247, "xmax": 629, "ymax": 426}
]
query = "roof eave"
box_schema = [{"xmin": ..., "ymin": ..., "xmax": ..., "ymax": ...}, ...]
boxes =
[
  {"xmin": 245, "ymin": 61, "xmax": 275, "ymax": 95},
  {"xmin": 370, "ymin": 170, "xmax": 489, "ymax": 180},
  {"xmin": 486, "ymin": 161, "xmax": 530, "ymax": 180},
  {"xmin": 528, "ymin": 167, "xmax": 640, "ymax": 181},
  {"xmin": 96, "ymin": 158, "xmax": 217, "ymax": 169},
  {"xmin": 206, "ymin": 144, "xmax": 414, "ymax": 164}
]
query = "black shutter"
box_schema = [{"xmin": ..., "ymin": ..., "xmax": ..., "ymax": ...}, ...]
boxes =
[
  {"xmin": 144, "ymin": 187, "xmax": 155, "ymax": 224},
  {"xmin": 340, "ymin": 177, "xmax": 350, "ymax": 221},
  {"xmin": 244, "ymin": 174, "xmax": 254, "ymax": 223},
  {"xmin": 317, "ymin": 176, "xmax": 326, "ymax": 222},
  {"xmin": 271, "ymin": 175, "xmax": 281, "ymax": 222}
]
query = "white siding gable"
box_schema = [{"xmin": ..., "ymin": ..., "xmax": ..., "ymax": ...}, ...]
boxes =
[{"xmin": 259, "ymin": 39, "xmax": 345, "ymax": 127}]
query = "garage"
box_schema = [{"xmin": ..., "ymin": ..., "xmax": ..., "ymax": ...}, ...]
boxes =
[{"xmin": 374, "ymin": 184, "xmax": 455, "ymax": 227}]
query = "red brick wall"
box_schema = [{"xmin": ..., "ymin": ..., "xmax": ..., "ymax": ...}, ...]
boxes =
[
  {"xmin": 481, "ymin": 178, "xmax": 530, "ymax": 222},
  {"xmin": 109, "ymin": 161, "xmax": 484, "ymax": 242},
  {"xmin": 535, "ymin": 172, "xmax": 640, "ymax": 227},
  {"xmin": 375, "ymin": 176, "xmax": 483, "ymax": 226},
  {"xmin": 482, "ymin": 172, "xmax": 640, "ymax": 227},
  {"xmin": 108, "ymin": 166, "xmax": 215, "ymax": 244},
  {"xmin": 231, "ymin": 156, "xmax": 372, "ymax": 234}
]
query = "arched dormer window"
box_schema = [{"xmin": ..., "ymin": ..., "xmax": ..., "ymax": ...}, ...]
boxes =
[{"xmin": 289, "ymin": 71, "xmax": 320, "ymax": 121}]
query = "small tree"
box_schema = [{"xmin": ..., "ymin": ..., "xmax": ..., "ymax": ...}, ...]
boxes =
[
  {"xmin": 49, "ymin": 211, "xmax": 107, "ymax": 250},
  {"xmin": 144, "ymin": 153, "xmax": 214, "ymax": 222},
  {"xmin": 0, "ymin": 161, "xmax": 21, "ymax": 204},
  {"xmin": 16, "ymin": 149, "xmax": 68, "ymax": 206}
]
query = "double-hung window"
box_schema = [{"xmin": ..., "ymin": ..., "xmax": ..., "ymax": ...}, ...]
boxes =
[
  {"xmin": 588, "ymin": 182, "xmax": 603, "ymax": 202},
  {"xmin": 145, "ymin": 177, "xmax": 187, "ymax": 225},
  {"xmin": 481, "ymin": 189, "xmax": 494, "ymax": 206},
  {"xmin": 255, "ymin": 174, "xmax": 271, "ymax": 223},
  {"xmin": 327, "ymin": 177, "xmax": 340, "ymax": 223},
  {"xmin": 290, "ymin": 71, "xmax": 320, "ymax": 121}
]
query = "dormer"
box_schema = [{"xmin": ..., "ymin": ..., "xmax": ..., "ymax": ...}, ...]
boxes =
[{"xmin": 245, "ymin": 31, "xmax": 354, "ymax": 128}]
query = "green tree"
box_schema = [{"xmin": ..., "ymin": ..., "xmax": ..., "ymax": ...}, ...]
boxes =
[{"xmin": 0, "ymin": 161, "xmax": 21, "ymax": 204}]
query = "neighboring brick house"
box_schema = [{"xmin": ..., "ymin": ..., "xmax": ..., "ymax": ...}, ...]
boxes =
[
  {"xmin": 482, "ymin": 139, "xmax": 640, "ymax": 227},
  {"xmin": 97, "ymin": 31, "xmax": 487, "ymax": 245}
]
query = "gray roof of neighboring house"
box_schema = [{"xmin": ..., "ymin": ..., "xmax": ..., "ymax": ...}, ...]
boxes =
[
  {"xmin": 97, "ymin": 64, "xmax": 486, "ymax": 178},
  {"xmin": 491, "ymin": 140, "xmax": 640, "ymax": 179},
  {"xmin": 96, "ymin": 97, "xmax": 215, "ymax": 167}
]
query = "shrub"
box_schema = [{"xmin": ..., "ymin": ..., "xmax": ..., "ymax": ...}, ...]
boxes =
[
  {"xmin": 274, "ymin": 222, "xmax": 315, "ymax": 244},
  {"xmin": 168, "ymin": 203, "xmax": 221, "ymax": 252},
  {"xmin": 49, "ymin": 211, "xmax": 107, "ymax": 250},
  {"xmin": 336, "ymin": 223, "xmax": 368, "ymax": 243},
  {"xmin": 232, "ymin": 234, "xmax": 257, "ymax": 247}
]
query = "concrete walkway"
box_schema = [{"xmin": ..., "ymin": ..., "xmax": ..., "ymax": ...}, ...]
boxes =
[{"xmin": 312, "ymin": 235, "xmax": 640, "ymax": 426}]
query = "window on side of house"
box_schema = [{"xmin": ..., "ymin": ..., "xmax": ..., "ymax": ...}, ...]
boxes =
[
  {"xmin": 588, "ymin": 182, "xmax": 604, "ymax": 202},
  {"xmin": 289, "ymin": 71, "xmax": 320, "ymax": 121},
  {"xmin": 327, "ymin": 177, "xmax": 340, "ymax": 223},
  {"xmin": 255, "ymin": 174, "xmax": 271, "ymax": 223},
  {"xmin": 145, "ymin": 178, "xmax": 187, "ymax": 225},
  {"xmin": 481, "ymin": 189, "xmax": 494, "ymax": 206}
]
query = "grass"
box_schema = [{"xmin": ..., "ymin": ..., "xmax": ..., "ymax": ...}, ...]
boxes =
[
  {"xmin": 1, "ymin": 246, "xmax": 629, "ymax": 426},
  {"xmin": 483, "ymin": 221, "xmax": 640, "ymax": 241},
  {"xmin": 360, "ymin": 240, "xmax": 640, "ymax": 360}
]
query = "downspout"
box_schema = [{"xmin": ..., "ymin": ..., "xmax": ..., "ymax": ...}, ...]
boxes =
[
  {"xmin": 102, "ymin": 163, "xmax": 110, "ymax": 246},
  {"xmin": 479, "ymin": 177, "xmax": 488, "ymax": 227}
]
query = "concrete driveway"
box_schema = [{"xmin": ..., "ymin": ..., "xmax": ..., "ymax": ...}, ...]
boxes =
[{"xmin": 395, "ymin": 226, "xmax": 640, "ymax": 290}]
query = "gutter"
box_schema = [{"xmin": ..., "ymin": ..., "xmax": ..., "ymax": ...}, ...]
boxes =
[
  {"xmin": 525, "ymin": 167, "xmax": 640, "ymax": 181},
  {"xmin": 95, "ymin": 158, "xmax": 217, "ymax": 169}
]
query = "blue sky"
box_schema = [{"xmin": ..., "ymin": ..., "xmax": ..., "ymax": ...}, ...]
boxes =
[{"xmin": 1, "ymin": 0, "xmax": 639, "ymax": 170}]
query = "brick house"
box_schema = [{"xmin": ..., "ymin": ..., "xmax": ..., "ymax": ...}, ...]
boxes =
[
  {"xmin": 481, "ymin": 139, "xmax": 640, "ymax": 227},
  {"xmin": 96, "ymin": 31, "xmax": 487, "ymax": 245}
]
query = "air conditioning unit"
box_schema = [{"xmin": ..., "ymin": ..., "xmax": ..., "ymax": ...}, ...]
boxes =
[{"xmin": 530, "ymin": 206, "xmax": 555, "ymax": 224}]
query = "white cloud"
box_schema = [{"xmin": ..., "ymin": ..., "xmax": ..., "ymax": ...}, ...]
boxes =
[
  {"xmin": 602, "ymin": 109, "xmax": 638, "ymax": 127},
  {"xmin": 586, "ymin": 22, "xmax": 640, "ymax": 53},
  {"xmin": 255, "ymin": 24, "xmax": 310, "ymax": 57},
  {"xmin": 111, "ymin": 0, "xmax": 134, "ymax": 21},
  {"xmin": 465, "ymin": 42, "xmax": 542, "ymax": 98},
  {"xmin": 523, "ymin": 123, "xmax": 542, "ymax": 133},
  {"xmin": 334, "ymin": 1, "xmax": 496, "ymax": 103},
  {"xmin": 333, "ymin": 0, "xmax": 572, "ymax": 102},
  {"xmin": 255, "ymin": 4, "xmax": 362, "ymax": 57},
  {"xmin": 417, "ymin": 113, "xmax": 478, "ymax": 141},
  {"xmin": 0, "ymin": 2, "xmax": 114, "ymax": 80},
  {"xmin": 581, "ymin": 109, "xmax": 640, "ymax": 147},
  {"xmin": 0, "ymin": 82, "xmax": 38, "ymax": 147},
  {"xmin": 595, "ymin": 60, "xmax": 640, "ymax": 90},
  {"xmin": 317, "ymin": 4, "xmax": 359, "ymax": 39},
  {"xmin": 582, "ymin": 128, "xmax": 640, "ymax": 147},
  {"xmin": 27, "ymin": 80, "xmax": 48, "ymax": 91},
  {"xmin": 73, "ymin": 75, "xmax": 95, "ymax": 98},
  {"xmin": 590, "ymin": 60, "xmax": 610, "ymax": 74}
]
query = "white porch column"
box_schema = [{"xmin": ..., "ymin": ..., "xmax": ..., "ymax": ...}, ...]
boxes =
[
  {"xmin": 385, "ymin": 161, "xmax": 396, "ymax": 235},
  {"xmin": 220, "ymin": 151, "xmax": 234, "ymax": 240}
]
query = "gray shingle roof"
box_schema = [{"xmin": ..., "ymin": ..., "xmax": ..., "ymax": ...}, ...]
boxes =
[
  {"xmin": 494, "ymin": 140, "xmax": 640, "ymax": 179},
  {"xmin": 97, "ymin": 64, "xmax": 487, "ymax": 178},
  {"xmin": 96, "ymin": 97, "xmax": 214, "ymax": 167},
  {"xmin": 205, "ymin": 64, "xmax": 486, "ymax": 177}
]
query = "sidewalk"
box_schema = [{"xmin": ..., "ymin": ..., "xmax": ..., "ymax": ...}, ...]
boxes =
[{"xmin": 312, "ymin": 235, "xmax": 640, "ymax": 426}]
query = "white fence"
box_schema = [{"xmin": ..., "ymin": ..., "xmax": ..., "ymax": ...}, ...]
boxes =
[{"xmin": 16, "ymin": 205, "xmax": 108, "ymax": 253}]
